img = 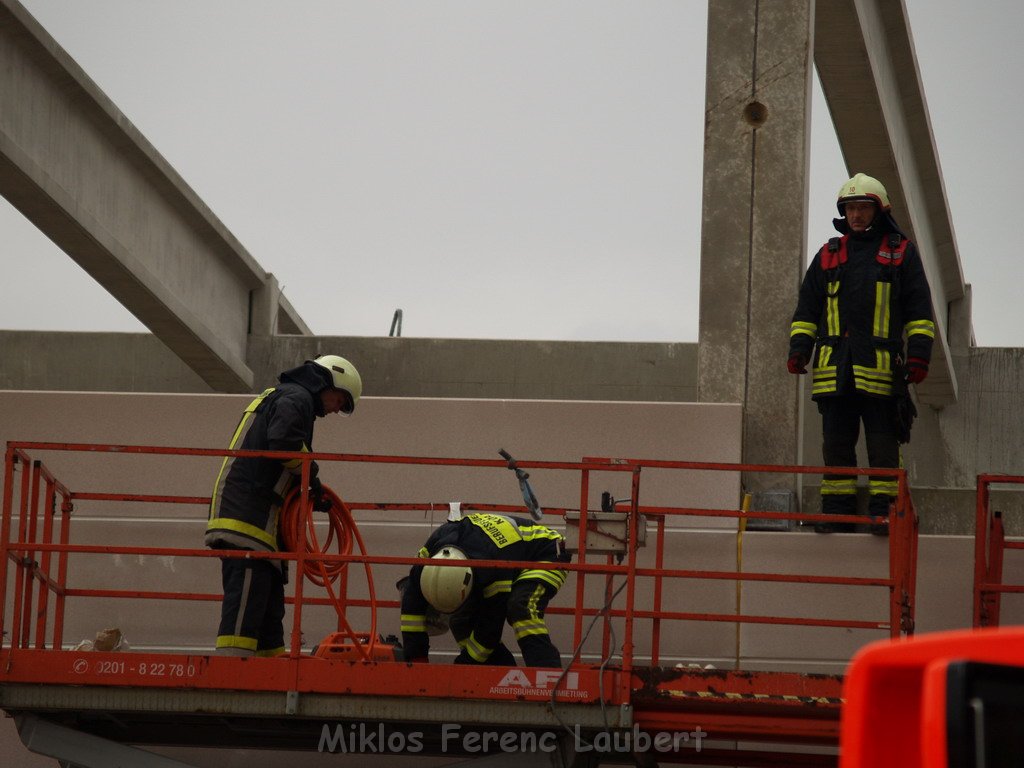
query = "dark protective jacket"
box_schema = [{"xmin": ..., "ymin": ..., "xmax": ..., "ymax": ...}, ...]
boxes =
[
  {"xmin": 205, "ymin": 362, "xmax": 332, "ymax": 555},
  {"xmin": 789, "ymin": 219, "xmax": 935, "ymax": 400},
  {"xmin": 400, "ymin": 513, "xmax": 568, "ymax": 661}
]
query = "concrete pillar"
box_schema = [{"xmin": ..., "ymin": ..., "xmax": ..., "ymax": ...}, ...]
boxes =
[
  {"xmin": 698, "ymin": 0, "xmax": 814, "ymax": 493},
  {"xmin": 249, "ymin": 273, "xmax": 282, "ymax": 337},
  {"xmin": 948, "ymin": 283, "xmax": 974, "ymax": 354}
]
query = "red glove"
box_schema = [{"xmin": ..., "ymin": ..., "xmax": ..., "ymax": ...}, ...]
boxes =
[
  {"xmin": 905, "ymin": 358, "xmax": 928, "ymax": 384},
  {"xmin": 787, "ymin": 353, "xmax": 808, "ymax": 375}
]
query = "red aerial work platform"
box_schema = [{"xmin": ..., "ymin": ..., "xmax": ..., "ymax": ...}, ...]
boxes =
[{"xmin": 0, "ymin": 442, "xmax": 921, "ymax": 766}]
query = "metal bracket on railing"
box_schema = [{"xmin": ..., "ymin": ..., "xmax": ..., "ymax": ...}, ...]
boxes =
[
  {"xmin": 900, "ymin": 590, "xmax": 915, "ymax": 635},
  {"xmin": 563, "ymin": 509, "xmax": 647, "ymax": 555},
  {"xmin": 618, "ymin": 702, "xmax": 633, "ymax": 728},
  {"xmin": 285, "ymin": 690, "xmax": 299, "ymax": 715}
]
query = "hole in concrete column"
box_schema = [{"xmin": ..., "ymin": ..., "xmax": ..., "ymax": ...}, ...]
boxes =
[{"xmin": 743, "ymin": 100, "xmax": 768, "ymax": 127}]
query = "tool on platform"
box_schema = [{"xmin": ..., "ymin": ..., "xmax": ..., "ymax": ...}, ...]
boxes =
[{"xmin": 499, "ymin": 448, "xmax": 544, "ymax": 521}]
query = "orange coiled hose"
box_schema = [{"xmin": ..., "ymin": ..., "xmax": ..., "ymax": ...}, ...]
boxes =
[{"xmin": 280, "ymin": 484, "xmax": 378, "ymax": 657}]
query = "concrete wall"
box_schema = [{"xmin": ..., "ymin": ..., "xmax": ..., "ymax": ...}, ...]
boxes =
[
  {"xmin": 0, "ymin": 331, "xmax": 213, "ymax": 393},
  {"xmin": 0, "ymin": 331, "xmax": 698, "ymax": 402}
]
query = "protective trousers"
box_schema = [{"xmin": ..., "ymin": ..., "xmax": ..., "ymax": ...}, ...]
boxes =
[
  {"xmin": 216, "ymin": 555, "xmax": 286, "ymax": 656},
  {"xmin": 449, "ymin": 594, "xmax": 517, "ymax": 666},
  {"xmin": 818, "ymin": 394, "xmax": 900, "ymax": 518},
  {"xmin": 507, "ymin": 577, "xmax": 563, "ymax": 668}
]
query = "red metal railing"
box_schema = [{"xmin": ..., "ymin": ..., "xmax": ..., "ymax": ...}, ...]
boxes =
[
  {"xmin": 973, "ymin": 473, "xmax": 1024, "ymax": 627},
  {"xmin": 1, "ymin": 441, "xmax": 918, "ymax": 680}
]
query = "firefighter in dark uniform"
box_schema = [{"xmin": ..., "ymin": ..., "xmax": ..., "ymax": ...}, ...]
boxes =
[
  {"xmin": 206, "ymin": 354, "xmax": 362, "ymax": 655},
  {"xmin": 400, "ymin": 513, "xmax": 571, "ymax": 667},
  {"xmin": 788, "ymin": 174, "xmax": 935, "ymax": 534}
]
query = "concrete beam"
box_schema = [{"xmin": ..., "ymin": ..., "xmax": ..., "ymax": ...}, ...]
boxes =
[
  {"xmin": 814, "ymin": 0, "xmax": 966, "ymax": 406},
  {"xmin": 250, "ymin": 274, "xmax": 313, "ymax": 338},
  {"xmin": 698, "ymin": 0, "xmax": 814, "ymax": 485},
  {"xmin": 0, "ymin": 0, "xmax": 310, "ymax": 393},
  {"xmin": 248, "ymin": 335, "xmax": 697, "ymax": 401}
]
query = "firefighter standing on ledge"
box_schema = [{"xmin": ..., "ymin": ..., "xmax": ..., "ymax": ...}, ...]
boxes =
[{"xmin": 788, "ymin": 173, "xmax": 935, "ymax": 534}]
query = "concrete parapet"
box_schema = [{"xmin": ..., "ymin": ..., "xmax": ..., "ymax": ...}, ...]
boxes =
[
  {"xmin": 0, "ymin": 331, "xmax": 212, "ymax": 393},
  {"xmin": 800, "ymin": 485, "xmax": 1024, "ymax": 537},
  {"xmin": 0, "ymin": 331, "xmax": 698, "ymax": 403}
]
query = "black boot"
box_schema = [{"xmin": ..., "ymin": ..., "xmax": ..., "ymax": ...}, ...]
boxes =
[
  {"xmin": 814, "ymin": 514, "xmax": 856, "ymax": 534},
  {"xmin": 815, "ymin": 497, "xmax": 857, "ymax": 534},
  {"xmin": 867, "ymin": 499, "xmax": 892, "ymax": 537}
]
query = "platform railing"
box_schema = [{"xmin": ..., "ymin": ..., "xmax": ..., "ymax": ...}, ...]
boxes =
[
  {"xmin": 1, "ymin": 441, "xmax": 918, "ymax": 684},
  {"xmin": 973, "ymin": 473, "xmax": 1024, "ymax": 627}
]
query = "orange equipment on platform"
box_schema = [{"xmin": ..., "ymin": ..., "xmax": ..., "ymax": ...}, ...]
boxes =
[
  {"xmin": 841, "ymin": 625, "xmax": 1024, "ymax": 768},
  {"xmin": 279, "ymin": 481, "xmax": 387, "ymax": 661},
  {"xmin": 313, "ymin": 632, "xmax": 398, "ymax": 661}
]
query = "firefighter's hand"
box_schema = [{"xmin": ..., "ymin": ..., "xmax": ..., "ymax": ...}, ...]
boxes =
[
  {"xmin": 787, "ymin": 353, "xmax": 808, "ymax": 375},
  {"xmin": 905, "ymin": 358, "xmax": 929, "ymax": 384},
  {"xmin": 310, "ymin": 477, "xmax": 332, "ymax": 513}
]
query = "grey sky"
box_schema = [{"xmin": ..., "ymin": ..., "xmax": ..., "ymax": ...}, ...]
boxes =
[{"xmin": 2, "ymin": 1, "xmax": 1020, "ymax": 346}]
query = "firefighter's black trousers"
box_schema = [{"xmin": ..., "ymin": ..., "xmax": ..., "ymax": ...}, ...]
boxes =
[
  {"xmin": 818, "ymin": 394, "xmax": 900, "ymax": 518},
  {"xmin": 449, "ymin": 595, "xmax": 518, "ymax": 666},
  {"xmin": 216, "ymin": 553, "xmax": 285, "ymax": 656},
  {"xmin": 446, "ymin": 579, "xmax": 562, "ymax": 667},
  {"xmin": 506, "ymin": 579, "xmax": 562, "ymax": 668}
]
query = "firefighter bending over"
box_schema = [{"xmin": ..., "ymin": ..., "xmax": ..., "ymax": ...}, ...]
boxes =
[{"xmin": 400, "ymin": 512, "xmax": 571, "ymax": 668}]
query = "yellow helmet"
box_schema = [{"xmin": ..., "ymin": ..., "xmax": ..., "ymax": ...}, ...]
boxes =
[
  {"xmin": 837, "ymin": 173, "xmax": 890, "ymax": 215},
  {"xmin": 420, "ymin": 546, "xmax": 472, "ymax": 614},
  {"xmin": 396, "ymin": 577, "xmax": 450, "ymax": 635},
  {"xmin": 311, "ymin": 355, "xmax": 362, "ymax": 414}
]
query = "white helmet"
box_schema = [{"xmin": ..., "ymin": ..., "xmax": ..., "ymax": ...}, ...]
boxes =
[
  {"xmin": 311, "ymin": 355, "xmax": 362, "ymax": 414},
  {"xmin": 836, "ymin": 173, "xmax": 890, "ymax": 215},
  {"xmin": 397, "ymin": 577, "xmax": 450, "ymax": 635},
  {"xmin": 420, "ymin": 546, "xmax": 472, "ymax": 614}
]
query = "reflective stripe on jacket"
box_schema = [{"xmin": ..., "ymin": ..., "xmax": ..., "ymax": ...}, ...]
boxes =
[
  {"xmin": 206, "ymin": 383, "xmax": 316, "ymax": 553},
  {"xmin": 789, "ymin": 232, "xmax": 935, "ymax": 399}
]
